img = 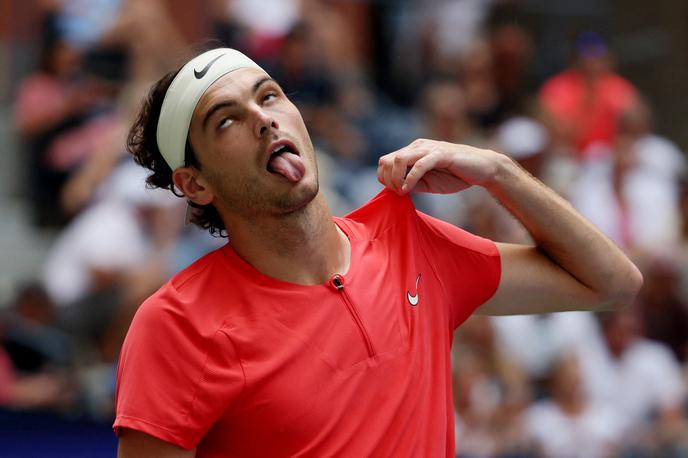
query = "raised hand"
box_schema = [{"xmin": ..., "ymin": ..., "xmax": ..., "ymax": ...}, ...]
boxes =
[{"xmin": 376, "ymin": 139, "xmax": 503, "ymax": 195}]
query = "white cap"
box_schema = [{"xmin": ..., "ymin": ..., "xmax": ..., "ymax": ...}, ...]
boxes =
[
  {"xmin": 496, "ymin": 117, "xmax": 547, "ymax": 160},
  {"xmin": 156, "ymin": 48, "xmax": 267, "ymax": 170}
]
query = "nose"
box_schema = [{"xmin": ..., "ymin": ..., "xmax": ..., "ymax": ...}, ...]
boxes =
[{"xmin": 252, "ymin": 105, "xmax": 279, "ymax": 138}]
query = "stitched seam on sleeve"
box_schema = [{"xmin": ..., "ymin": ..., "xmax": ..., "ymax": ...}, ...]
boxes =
[
  {"xmin": 181, "ymin": 322, "xmax": 247, "ymax": 430},
  {"xmin": 219, "ymin": 329, "xmax": 248, "ymax": 394},
  {"xmin": 180, "ymin": 324, "xmax": 228, "ymax": 429}
]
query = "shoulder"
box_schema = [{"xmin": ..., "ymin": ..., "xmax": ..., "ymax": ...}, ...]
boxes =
[
  {"xmin": 128, "ymin": 246, "xmax": 234, "ymax": 342},
  {"xmin": 337, "ymin": 187, "xmax": 497, "ymax": 256},
  {"xmin": 115, "ymin": 246, "xmax": 247, "ymax": 449},
  {"xmin": 168, "ymin": 246, "xmax": 223, "ymax": 292},
  {"xmin": 414, "ymin": 209, "xmax": 498, "ymax": 257},
  {"xmin": 336, "ymin": 188, "xmax": 416, "ymax": 240}
]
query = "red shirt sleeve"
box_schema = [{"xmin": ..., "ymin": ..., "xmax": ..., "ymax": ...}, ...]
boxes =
[
  {"xmin": 113, "ymin": 284, "xmax": 245, "ymax": 449},
  {"xmin": 414, "ymin": 210, "xmax": 501, "ymax": 329}
]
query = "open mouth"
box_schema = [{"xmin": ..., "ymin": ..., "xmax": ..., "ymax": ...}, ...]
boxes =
[{"xmin": 266, "ymin": 142, "xmax": 306, "ymax": 182}]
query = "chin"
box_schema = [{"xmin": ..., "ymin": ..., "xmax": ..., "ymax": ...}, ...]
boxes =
[{"xmin": 275, "ymin": 179, "xmax": 319, "ymax": 214}]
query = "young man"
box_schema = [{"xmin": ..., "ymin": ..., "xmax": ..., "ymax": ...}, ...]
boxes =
[{"xmin": 114, "ymin": 48, "xmax": 642, "ymax": 457}]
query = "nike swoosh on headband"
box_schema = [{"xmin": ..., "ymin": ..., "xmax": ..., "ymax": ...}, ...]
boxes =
[
  {"xmin": 194, "ymin": 53, "xmax": 226, "ymax": 79},
  {"xmin": 157, "ymin": 48, "xmax": 266, "ymax": 171}
]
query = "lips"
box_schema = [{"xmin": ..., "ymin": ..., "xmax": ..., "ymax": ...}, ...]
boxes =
[{"xmin": 265, "ymin": 140, "xmax": 306, "ymax": 182}]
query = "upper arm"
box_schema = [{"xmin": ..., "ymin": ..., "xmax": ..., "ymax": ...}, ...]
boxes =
[
  {"xmin": 118, "ymin": 428, "xmax": 196, "ymax": 458},
  {"xmin": 475, "ymin": 242, "xmax": 605, "ymax": 316}
]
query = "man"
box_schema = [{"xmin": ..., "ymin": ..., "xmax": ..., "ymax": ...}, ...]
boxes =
[
  {"xmin": 114, "ymin": 48, "xmax": 642, "ymax": 457},
  {"xmin": 539, "ymin": 31, "xmax": 638, "ymax": 160}
]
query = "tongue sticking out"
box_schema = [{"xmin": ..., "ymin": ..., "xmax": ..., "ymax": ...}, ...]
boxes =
[{"xmin": 267, "ymin": 151, "xmax": 306, "ymax": 182}]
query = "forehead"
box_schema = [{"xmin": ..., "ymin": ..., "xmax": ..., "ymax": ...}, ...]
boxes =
[{"xmin": 192, "ymin": 67, "xmax": 269, "ymax": 121}]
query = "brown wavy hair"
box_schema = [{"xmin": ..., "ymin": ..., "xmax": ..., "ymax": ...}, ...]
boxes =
[{"xmin": 127, "ymin": 69, "xmax": 226, "ymax": 237}]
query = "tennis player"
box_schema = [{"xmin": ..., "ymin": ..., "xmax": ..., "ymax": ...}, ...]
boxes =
[{"xmin": 114, "ymin": 48, "xmax": 642, "ymax": 457}]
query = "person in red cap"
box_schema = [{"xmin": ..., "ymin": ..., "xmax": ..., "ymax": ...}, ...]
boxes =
[{"xmin": 114, "ymin": 48, "xmax": 642, "ymax": 457}]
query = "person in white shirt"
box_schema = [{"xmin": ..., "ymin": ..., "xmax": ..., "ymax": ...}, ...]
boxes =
[
  {"xmin": 578, "ymin": 307, "xmax": 687, "ymax": 449},
  {"xmin": 526, "ymin": 352, "xmax": 623, "ymax": 458},
  {"xmin": 570, "ymin": 101, "xmax": 686, "ymax": 251}
]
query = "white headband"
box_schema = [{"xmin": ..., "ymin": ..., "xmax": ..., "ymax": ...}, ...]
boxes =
[{"xmin": 156, "ymin": 48, "xmax": 266, "ymax": 170}]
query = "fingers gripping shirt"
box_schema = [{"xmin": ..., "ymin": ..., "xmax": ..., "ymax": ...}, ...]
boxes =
[{"xmin": 114, "ymin": 189, "xmax": 500, "ymax": 457}]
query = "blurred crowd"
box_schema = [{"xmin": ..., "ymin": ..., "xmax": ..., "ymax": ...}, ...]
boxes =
[{"xmin": 2, "ymin": 0, "xmax": 688, "ymax": 456}]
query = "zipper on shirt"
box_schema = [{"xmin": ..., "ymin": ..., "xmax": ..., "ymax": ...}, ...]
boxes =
[{"xmin": 330, "ymin": 274, "xmax": 376, "ymax": 358}]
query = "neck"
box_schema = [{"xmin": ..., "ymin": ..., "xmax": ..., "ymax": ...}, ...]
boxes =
[{"xmin": 222, "ymin": 193, "xmax": 350, "ymax": 285}]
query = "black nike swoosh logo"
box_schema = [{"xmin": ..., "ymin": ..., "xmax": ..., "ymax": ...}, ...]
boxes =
[{"xmin": 194, "ymin": 54, "xmax": 226, "ymax": 79}]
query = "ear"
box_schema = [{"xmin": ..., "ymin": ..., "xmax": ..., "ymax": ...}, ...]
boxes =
[{"xmin": 172, "ymin": 167, "xmax": 214, "ymax": 206}]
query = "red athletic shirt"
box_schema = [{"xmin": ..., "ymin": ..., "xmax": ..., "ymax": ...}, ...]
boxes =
[{"xmin": 114, "ymin": 189, "xmax": 501, "ymax": 457}]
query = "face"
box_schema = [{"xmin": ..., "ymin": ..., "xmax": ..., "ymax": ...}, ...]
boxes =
[
  {"xmin": 577, "ymin": 52, "xmax": 611, "ymax": 77},
  {"xmin": 183, "ymin": 68, "xmax": 319, "ymax": 220}
]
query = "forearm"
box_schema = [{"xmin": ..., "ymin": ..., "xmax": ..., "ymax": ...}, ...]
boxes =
[{"xmin": 485, "ymin": 153, "xmax": 642, "ymax": 303}]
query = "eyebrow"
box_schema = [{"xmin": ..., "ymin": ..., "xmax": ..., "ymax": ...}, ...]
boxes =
[{"xmin": 201, "ymin": 76, "xmax": 277, "ymax": 131}]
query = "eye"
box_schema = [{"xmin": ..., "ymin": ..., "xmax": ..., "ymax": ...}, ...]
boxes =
[
  {"xmin": 263, "ymin": 92, "xmax": 277, "ymax": 103},
  {"xmin": 218, "ymin": 118, "xmax": 233, "ymax": 130}
]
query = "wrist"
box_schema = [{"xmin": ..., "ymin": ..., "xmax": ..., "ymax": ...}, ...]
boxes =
[{"xmin": 483, "ymin": 151, "xmax": 519, "ymax": 192}]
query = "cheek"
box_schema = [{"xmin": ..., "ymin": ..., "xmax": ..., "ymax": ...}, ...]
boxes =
[
  {"xmin": 289, "ymin": 111, "xmax": 315, "ymax": 153},
  {"xmin": 212, "ymin": 132, "xmax": 259, "ymax": 165},
  {"xmin": 282, "ymin": 102, "xmax": 308, "ymax": 130}
]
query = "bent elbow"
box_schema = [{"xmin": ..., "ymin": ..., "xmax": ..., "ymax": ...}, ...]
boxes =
[{"xmin": 598, "ymin": 263, "xmax": 644, "ymax": 311}]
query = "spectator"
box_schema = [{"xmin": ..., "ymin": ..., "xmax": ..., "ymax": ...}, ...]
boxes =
[
  {"xmin": 13, "ymin": 12, "xmax": 102, "ymax": 226},
  {"xmin": 636, "ymin": 255, "xmax": 688, "ymax": 364},
  {"xmin": 266, "ymin": 23, "xmax": 336, "ymax": 135},
  {"xmin": 1, "ymin": 283, "xmax": 73, "ymax": 373},
  {"xmin": 539, "ymin": 31, "xmax": 638, "ymax": 160},
  {"xmin": 461, "ymin": 39, "xmax": 504, "ymax": 131},
  {"xmin": 570, "ymin": 100, "xmax": 685, "ymax": 251},
  {"xmin": 208, "ymin": 0, "xmax": 248, "ymax": 51},
  {"xmin": 421, "ymin": 0, "xmax": 496, "ymax": 75},
  {"xmin": 55, "ymin": 0, "xmax": 123, "ymax": 50},
  {"xmin": 492, "ymin": 311, "xmax": 603, "ymax": 382},
  {"xmin": 42, "ymin": 157, "xmax": 182, "ymax": 359},
  {"xmin": 101, "ymin": 0, "xmax": 188, "ymax": 82},
  {"xmin": 578, "ymin": 307, "xmax": 687, "ymax": 452},
  {"xmin": 525, "ymin": 353, "xmax": 623, "ymax": 458},
  {"xmin": 486, "ymin": 2, "xmax": 535, "ymax": 119},
  {"xmin": 227, "ymin": 0, "xmax": 299, "ymax": 59},
  {"xmin": 0, "ymin": 344, "xmax": 71, "ymax": 411},
  {"xmin": 0, "ymin": 286, "xmax": 74, "ymax": 412},
  {"xmin": 453, "ymin": 316, "xmax": 532, "ymax": 457}
]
